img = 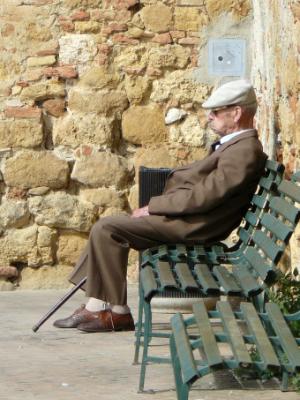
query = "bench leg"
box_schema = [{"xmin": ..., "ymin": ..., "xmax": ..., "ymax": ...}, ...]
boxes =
[
  {"xmin": 133, "ymin": 282, "xmax": 144, "ymax": 365},
  {"xmin": 170, "ymin": 335, "xmax": 190, "ymax": 400},
  {"xmin": 138, "ymin": 300, "xmax": 152, "ymax": 392},
  {"xmin": 280, "ymin": 371, "xmax": 289, "ymax": 392}
]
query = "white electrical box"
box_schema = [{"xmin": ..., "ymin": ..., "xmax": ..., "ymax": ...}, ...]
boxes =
[{"xmin": 208, "ymin": 39, "xmax": 246, "ymax": 76}]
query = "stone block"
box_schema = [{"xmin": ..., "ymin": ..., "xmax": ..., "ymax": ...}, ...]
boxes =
[
  {"xmin": 78, "ymin": 66, "xmax": 119, "ymax": 89},
  {"xmin": 57, "ymin": 232, "xmax": 88, "ymax": 265},
  {"xmin": 20, "ymin": 81, "xmax": 65, "ymax": 102},
  {"xmin": 27, "ymin": 56, "xmax": 56, "ymax": 68},
  {"xmin": 74, "ymin": 21, "xmax": 101, "ymax": 33},
  {"xmin": 29, "ymin": 192, "xmax": 97, "ymax": 232},
  {"xmin": 53, "ymin": 113, "xmax": 117, "ymax": 148},
  {"xmin": 122, "ymin": 105, "xmax": 167, "ymax": 145},
  {"xmin": 43, "ymin": 99, "xmax": 66, "ymax": 117},
  {"xmin": 19, "ymin": 265, "xmax": 74, "ymax": 290},
  {"xmin": 79, "ymin": 187, "xmax": 126, "ymax": 209},
  {"xmin": 169, "ymin": 114, "xmax": 206, "ymax": 146},
  {"xmin": 0, "ymin": 200, "xmax": 30, "ymax": 230},
  {"xmin": 3, "ymin": 151, "xmax": 69, "ymax": 189},
  {"xmin": 151, "ymin": 69, "xmax": 209, "ymax": 104},
  {"xmin": 0, "ymin": 119, "xmax": 43, "ymax": 148},
  {"xmin": 141, "ymin": 4, "xmax": 173, "ymax": 33},
  {"xmin": 146, "ymin": 45, "xmax": 191, "ymax": 69},
  {"xmin": 59, "ymin": 34, "xmax": 96, "ymax": 69},
  {"xmin": 71, "ymin": 151, "xmax": 130, "ymax": 189},
  {"xmin": 0, "ymin": 225, "xmax": 38, "ymax": 266},
  {"xmin": 68, "ymin": 89, "xmax": 128, "ymax": 115},
  {"xmin": 4, "ymin": 106, "xmax": 42, "ymax": 119},
  {"xmin": 124, "ymin": 75, "xmax": 150, "ymax": 104},
  {"xmin": 133, "ymin": 145, "xmax": 178, "ymax": 175},
  {"xmin": 174, "ymin": 7, "xmax": 208, "ymax": 31},
  {"xmin": 206, "ymin": 0, "xmax": 251, "ymax": 19}
]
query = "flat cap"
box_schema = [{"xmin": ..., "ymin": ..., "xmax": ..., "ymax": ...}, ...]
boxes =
[{"xmin": 202, "ymin": 79, "xmax": 257, "ymax": 109}]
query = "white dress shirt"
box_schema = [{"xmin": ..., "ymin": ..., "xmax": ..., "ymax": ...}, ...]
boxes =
[{"xmin": 215, "ymin": 129, "xmax": 254, "ymax": 150}]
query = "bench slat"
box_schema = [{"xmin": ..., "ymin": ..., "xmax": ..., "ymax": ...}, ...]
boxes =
[
  {"xmin": 217, "ymin": 302, "xmax": 252, "ymax": 365},
  {"xmin": 213, "ymin": 266, "xmax": 241, "ymax": 294},
  {"xmin": 252, "ymin": 230, "xmax": 283, "ymax": 263},
  {"xmin": 252, "ymin": 193, "xmax": 268, "ymax": 209},
  {"xmin": 264, "ymin": 159, "xmax": 284, "ymax": 173},
  {"xmin": 171, "ymin": 313, "xmax": 198, "ymax": 384},
  {"xmin": 194, "ymin": 264, "xmax": 220, "ymax": 295},
  {"xmin": 269, "ymin": 197, "xmax": 300, "ymax": 224},
  {"xmin": 259, "ymin": 176, "xmax": 275, "ymax": 191},
  {"xmin": 193, "ymin": 301, "xmax": 223, "ymax": 367},
  {"xmin": 261, "ymin": 214, "xmax": 293, "ymax": 242},
  {"xmin": 141, "ymin": 265, "xmax": 158, "ymax": 300},
  {"xmin": 243, "ymin": 247, "xmax": 275, "ymax": 282},
  {"xmin": 278, "ymin": 180, "xmax": 300, "ymax": 203},
  {"xmin": 157, "ymin": 261, "xmax": 177, "ymax": 289},
  {"xmin": 175, "ymin": 263, "xmax": 198, "ymax": 291},
  {"xmin": 240, "ymin": 303, "xmax": 280, "ymax": 367},
  {"xmin": 244, "ymin": 211, "xmax": 259, "ymax": 227},
  {"xmin": 266, "ymin": 303, "xmax": 300, "ymax": 369},
  {"xmin": 232, "ymin": 265, "xmax": 262, "ymax": 296}
]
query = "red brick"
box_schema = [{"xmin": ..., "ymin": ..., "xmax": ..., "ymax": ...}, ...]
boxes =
[
  {"xmin": 58, "ymin": 17, "xmax": 75, "ymax": 32},
  {"xmin": 178, "ymin": 37, "xmax": 200, "ymax": 45},
  {"xmin": 0, "ymin": 266, "xmax": 18, "ymax": 278},
  {"xmin": 16, "ymin": 81, "xmax": 30, "ymax": 88},
  {"xmin": 124, "ymin": 66, "xmax": 145, "ymax": 75},
  {"xmin": 1, "ymin": 23, "xmax": 15, "ymax": 37},
  {"xmin": 170, "ymin": 30, "xmax": 185, "ymax": 39},
  {"xmin": 146, "ymin": 67, "xmax": 163, "ymax": 77},
  {"xmin": 71, "ymin": 10, "xmax": 90, "ymax": 21},
  {"xmin": 112, "ymin": 33, "xmax": 139, "ymax": 45},
  {"xmin": 152, "ymin": 32, "xmax": 172, "ymax": 45},
  {"xmin": 103, "ymin": 0, "xmax": 139, "ymax": 9},
  {"xmin": 7, "ymin": 187, "xmax": 27, "ymax": 200},
  {"xmin": 43, "ymin": 99, "xmax": 66, "ymax": 117},
  {"xmin": 108, "ymin": 22, "xmax": 128, "ymax": 32},
  {"xmin": 43, "ymin": 65, "xmax": 78, "ymax": 79},
  {"xmin": 97, "ymin": 43, "xmax": 113, "ymax": 55},
  {"xmin": 36, "ymin": 47, "xmax": 59, "ymax": 56},
  {"xmin": 4, "ymin": 106, "xmax": 42, "ymax": 119}
]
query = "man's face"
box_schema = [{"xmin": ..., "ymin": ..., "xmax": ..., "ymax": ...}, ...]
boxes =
[{"xmin": 207, "ymin": 105, "xmax": 238, "ymax": 137}]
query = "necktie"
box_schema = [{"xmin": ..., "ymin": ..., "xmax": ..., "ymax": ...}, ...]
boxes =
[{"xmin": 211, "ymin": 140, "xmax": 220, "ymax": 151}]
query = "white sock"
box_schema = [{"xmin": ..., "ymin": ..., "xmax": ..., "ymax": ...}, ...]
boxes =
[
  {"xmin": 111, "ymin": 304, "xmax": 131, "ymax": 314},
  {"xmin": 85, "ymin": 297, "xmax": 105, "ymax": 312}
]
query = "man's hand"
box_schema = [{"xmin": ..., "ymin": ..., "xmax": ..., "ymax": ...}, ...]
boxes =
[{"xmin": 131, "ymin": 206, "xmax": 149, "ymax": 218}]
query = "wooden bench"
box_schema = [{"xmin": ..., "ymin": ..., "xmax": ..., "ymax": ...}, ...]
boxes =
[
  {"xmin": 134, "ymin": 160, "xmax": 285, "ymax": 391},
  {"xmin": 170, "ymin": 300, "xmax": 300, "ymax": 399},
  {"xmin": 169, "ymin": 173, "xmax": 300, "ymax": 398}
]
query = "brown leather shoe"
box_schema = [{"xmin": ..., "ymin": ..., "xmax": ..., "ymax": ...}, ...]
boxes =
[
  {"xmin": 77, "ymin": 309, "xmax": 135, "ymax": 332},
  {"xmin": 53, "ymin": 305, "xmax": 101, "ymax": 328}
]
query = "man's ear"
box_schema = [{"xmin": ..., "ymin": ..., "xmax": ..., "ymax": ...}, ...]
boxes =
[{"xmin": 233, "ymin": 106, "xmax": 242, "ymax": 123}]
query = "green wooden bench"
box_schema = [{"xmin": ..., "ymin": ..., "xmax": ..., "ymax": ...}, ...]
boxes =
[
  {"xmin": 134, "ymin": 160, "xmax": 285, "ymax": 391},
  {"xmin": 170, "ymin": 300, "xmax": 300, "ymax": 399},
  {"xmin": 169, "ymin": 174, "xmax": 300, "ymax": 399}
]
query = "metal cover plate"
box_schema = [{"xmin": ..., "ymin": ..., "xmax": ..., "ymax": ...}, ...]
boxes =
[{"xmin": 208, "ymin": 38, "xmax": 246, "ymax": 76}]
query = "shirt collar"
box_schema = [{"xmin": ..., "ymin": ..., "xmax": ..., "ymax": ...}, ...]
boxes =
[{"xmin": 219, "ymin": 129, "xmax": 254, "ymax": 145}]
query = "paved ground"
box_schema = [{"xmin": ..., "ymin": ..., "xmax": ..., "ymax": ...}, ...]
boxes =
[{"xmin": 0, "ymin": 285, "xmax": 299, "ymax": 400}]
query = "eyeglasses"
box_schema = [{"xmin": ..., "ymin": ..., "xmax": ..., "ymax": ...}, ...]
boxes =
[{"xmin": 206, "ymin": 104, "xmax": 236, "ymax": 117}]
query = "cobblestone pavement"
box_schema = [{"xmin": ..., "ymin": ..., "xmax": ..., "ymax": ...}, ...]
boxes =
[{"xmin": 0, "ymin": 285, "xmax": 299, "ymax": 400}]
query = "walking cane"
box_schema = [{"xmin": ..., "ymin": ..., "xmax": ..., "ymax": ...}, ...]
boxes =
[{"xmin": 32, "ymin": 276, "xmax": 87, "ymax": 332}]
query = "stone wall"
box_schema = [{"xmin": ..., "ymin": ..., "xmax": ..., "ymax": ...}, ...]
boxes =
[
  {"xmin": 3, "ymin": 0, "xmax": 298, "ymax": 290},
  {"xmin": 251, "ymin": 0, "xmax": 300, "ymax": 275}
]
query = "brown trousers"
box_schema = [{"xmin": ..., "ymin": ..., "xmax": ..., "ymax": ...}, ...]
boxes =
[{"xmin": 69, "ymin": 215, "xmax": 176, "ymax": 305}]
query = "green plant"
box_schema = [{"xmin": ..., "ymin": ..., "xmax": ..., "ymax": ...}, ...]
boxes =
[{"xmin": 268, "ymin": 270, "xmax": 300, "ymax": 391}]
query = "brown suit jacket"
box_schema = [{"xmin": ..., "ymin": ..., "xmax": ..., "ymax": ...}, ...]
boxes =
[{"xmin": 145, "ymin": 129, "xmax": 267, "ymax": 244}]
